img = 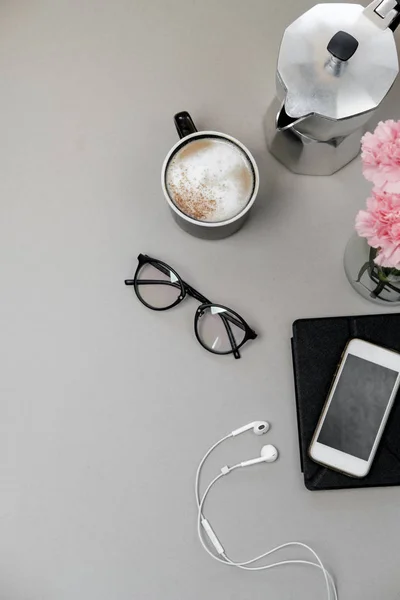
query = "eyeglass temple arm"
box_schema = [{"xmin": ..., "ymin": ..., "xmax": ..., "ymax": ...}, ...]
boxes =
[
  {"xmin": 134, "ymin": 260, "xmax": 232, "ymax": 309},
  {"xmin": 125, "ymin": 280, "xmax": 181, "ymax": 290},
  {"xmin": 183, "ymin": 282, "xmax": 210, "ymax": 304},
  {"xmin": 125, "ymin": 258, "xmax": 181, "ymax": 289},
  {"xmin": 221, "ymin": 315, "xmax": 241, "ymax": 359},
  {"xmin": 126, "ymin": 276, "xmax": 247, "ymax": 331}
]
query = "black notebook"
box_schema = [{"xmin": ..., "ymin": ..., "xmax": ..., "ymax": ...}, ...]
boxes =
[{"xmin": 291, "ymin": 313, "xmax": 400, "ymax": 491}]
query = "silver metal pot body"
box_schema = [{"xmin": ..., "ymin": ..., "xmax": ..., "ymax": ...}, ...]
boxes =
[{"xmin": 266, "ymin": 1, "xmax": 399, "ymax": 175}]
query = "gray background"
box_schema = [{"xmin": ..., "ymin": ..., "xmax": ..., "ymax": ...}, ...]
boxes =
[{"xmin": 0, "ymin": 1, "xmax": 400, "ymax": 599}]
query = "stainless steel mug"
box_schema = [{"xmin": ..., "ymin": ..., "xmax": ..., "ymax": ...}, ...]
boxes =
[{"xmin": 161, "ymin": 112, "xmax": 260, "ymax": 240}]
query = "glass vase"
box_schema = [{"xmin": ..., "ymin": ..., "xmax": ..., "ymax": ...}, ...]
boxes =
[{"xmin": 344, "ymin": 234, "xmax": 400, "ymax": 306}]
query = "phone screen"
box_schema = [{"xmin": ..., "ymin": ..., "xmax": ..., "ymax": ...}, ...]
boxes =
[{"xmin": 317, "ymin": 354, "xmax": 399, "ymax": 460}]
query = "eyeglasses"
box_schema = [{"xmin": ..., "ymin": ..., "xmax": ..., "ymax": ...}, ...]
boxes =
[{"xmin": 125, "ymin": 254, "xmax": 257, "ymax": 359}]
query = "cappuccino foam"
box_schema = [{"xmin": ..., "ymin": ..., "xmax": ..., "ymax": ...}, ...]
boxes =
[{"xmin": 166, "ymin": 137, "xmax": 254, "ymax": 222}]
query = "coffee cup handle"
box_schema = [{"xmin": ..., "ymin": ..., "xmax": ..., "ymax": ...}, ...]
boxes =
[{"xmin": 174, "ymin": 111, "xmax": 198, "ymax": 139}]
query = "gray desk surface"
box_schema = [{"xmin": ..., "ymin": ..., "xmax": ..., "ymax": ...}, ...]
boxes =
[{"xmin": 1, "ymin": 1, "xmax": 400, "ymax": 599}]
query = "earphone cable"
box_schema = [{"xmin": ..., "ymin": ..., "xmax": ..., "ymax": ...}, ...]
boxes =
[
  {"xmin": 195, "ymin": 433, "xmax": 232, "ymax": 507},
  {"xmin": 196, "ymin": 438, "xmax": 338, "ymax": 600},
  {"xmin": 197, "ymin": 469, "xmax": 334, "ymax": 600}
]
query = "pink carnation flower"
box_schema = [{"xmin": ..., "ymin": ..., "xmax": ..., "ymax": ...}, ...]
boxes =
[
  {"xmin": 361, "ymin": 120, "xmax": 400, "ymax": 193},
  {"xmin": 356, "ymin": 189, "xmax": 400, "ymax": 269}
]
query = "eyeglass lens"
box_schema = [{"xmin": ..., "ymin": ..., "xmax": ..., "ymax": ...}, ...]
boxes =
[
  {"xmin": 196, "ymin": 305, "xmax": 246, "ymax": 353},
  {"xmin": 136, "ymin": 262, "xmax": 182, "ymax": 309}
]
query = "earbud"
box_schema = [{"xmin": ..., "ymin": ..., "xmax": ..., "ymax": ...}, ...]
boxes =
[
  {"xmin": 231, "ymin": 421, "xmax": 270, "ymax": 437},
  {"xmin": 240, "ymin": 444, "xmax": 279, "ymax": 467}
]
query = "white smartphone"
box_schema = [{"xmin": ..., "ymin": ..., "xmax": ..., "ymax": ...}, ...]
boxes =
[{"xmin": 309, "ymin": 338, "xmax": 400, "ymax": 478}]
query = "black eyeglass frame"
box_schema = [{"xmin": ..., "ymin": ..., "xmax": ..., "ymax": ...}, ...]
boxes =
[{"xmin": 125, "ymin": 253, "xmax": 257, "ymax": 359}]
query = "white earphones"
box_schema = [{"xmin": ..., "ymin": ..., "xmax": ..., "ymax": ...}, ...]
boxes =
[
  {"xmin": 195, "ymin": 422, "xmax": 337, "ymax": 600},
  {"xmin": 240, "ymin": 444, "xmax": 279, "ymax": 467},
  {"xmin": 231, "ymin": 420, "xmax": 270, "ymax": 436}
]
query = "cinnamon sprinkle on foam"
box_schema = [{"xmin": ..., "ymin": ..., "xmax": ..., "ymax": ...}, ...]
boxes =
[{"xmin": 166, "ymin": 138, "xmax": 254, "ymax": 223}]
